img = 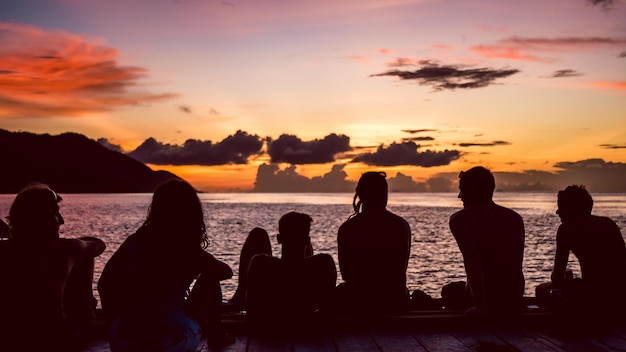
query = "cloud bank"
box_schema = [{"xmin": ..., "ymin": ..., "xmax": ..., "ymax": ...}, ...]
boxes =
[
  {"xmin": 250, "ymin": 159, "xmax": 626, "ymax": 193},
  {"xmin": 127, "ymin": 130, "xmax": 263, "ymax": 165},
  {"xmin": 267, "ymin": 133, "xmax": 351, "ymax": 164},
  {"xmin": 352, "ymin": 141, "xmax": 461, "ymax": 167}
]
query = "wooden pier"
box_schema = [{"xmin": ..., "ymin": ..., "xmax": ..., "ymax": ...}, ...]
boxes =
[{"xmin": 83, "ymin": 309, "xmax": 626, "ymax": 352}]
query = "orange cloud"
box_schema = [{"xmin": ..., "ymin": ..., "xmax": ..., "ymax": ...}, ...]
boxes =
[
  {"xmin": 592, "ymin": 81, "xmax": 626, "ymax": 91},
  {"xmin": 0, "ymin": 22, "xmax": 176, "ymax": 119}
]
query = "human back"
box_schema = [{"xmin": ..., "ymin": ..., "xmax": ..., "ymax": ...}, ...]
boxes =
[
  {"xmin": 337, "ymin": 172, "xmax": 412, "ymax": 313},
  {"xmin": 448, "ymin": 167, "xmax": 525, "ymax": 316}
]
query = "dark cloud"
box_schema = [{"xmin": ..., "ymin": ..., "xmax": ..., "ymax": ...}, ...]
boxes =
[
  {"xmin": 352, "ymin": 141, "xmax": 460, "ymax": 167},
  {"xmin": 548, "ymin": 69, "xmax": 583, "ymax": 78},
  {"xmin": 371, "ymin": 62, "xmax": 519, "ymax": 91},
  {"xmin": 179, "ymin": 105, "xmax": 192, "ymax": 114},
  {"xmin": 97, "ymin": 138, "xmax": 123, "ymax": 153},
  {"xmin": 387, "ymin": 58, "xmax": 438, "ymax": 67},
  {"xmin": 402, "ymin": 129, "xmax": 439, "ymax": 134},
  {"xmin": 253, "ymin": 164, "xmax": 355, "ymax": 192},
  {"xmin": 553, "ymin": 159, "xmax": 626, "ymax": 192},
  {"xmin": 403, "ymin": 136, "xmax": 435, "ymax": 142},
  {"xmin": 458, "ymin": 141, "xmax": 511, "ymax": 147},
  {"xmin": 127, "ymin": 130, "xmax": 263, "ymax": 165},
  {"xmin": 587, "ymin": 0, "xmax": 617, "ymax": 10},
  {"xmin": 599, "ymin": 144, "xmax": 626, "ymax": 149},
  {"xmin": 388, "ymin": 173, "xmax": 428, "ymax": 192},
  {"xmin": 619, "ymin": 51, "xmax": 626, "ymax": 58},
  {"xmin": 267, "ymin": 133, "xmax": 351, "ymax": 164}
]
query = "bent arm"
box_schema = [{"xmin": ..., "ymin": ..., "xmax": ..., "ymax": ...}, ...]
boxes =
[{"xmin": 198, "ymin": 250, "xmax": 233, "ymax": 281}]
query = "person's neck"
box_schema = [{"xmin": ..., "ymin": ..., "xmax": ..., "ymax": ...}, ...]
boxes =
[{"xmin": 281, "ymin": 247, "xmax": 307, "ymax": 261}]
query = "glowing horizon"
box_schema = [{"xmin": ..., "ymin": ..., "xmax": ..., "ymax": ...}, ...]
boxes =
[{"xmin": 1, "ymin": 0, "xmax": 625, "ymax": 192}]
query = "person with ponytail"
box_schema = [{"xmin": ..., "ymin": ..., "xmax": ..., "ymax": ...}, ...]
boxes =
[{"xmin": 336, "ymin": 172, "xmax": 412, "ymax": 314}]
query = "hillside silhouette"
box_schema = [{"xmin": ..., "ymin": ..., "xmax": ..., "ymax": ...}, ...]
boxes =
[{"xmin": 0, "ymin": 129, "xmax": 180, "ymax": 193}]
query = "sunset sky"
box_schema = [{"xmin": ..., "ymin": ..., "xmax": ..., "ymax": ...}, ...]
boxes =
[{"xmin": 1, "ymin": 0, "xmax": 625, "ymax": 192}]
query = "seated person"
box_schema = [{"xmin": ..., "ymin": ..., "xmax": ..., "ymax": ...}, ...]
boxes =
[
  {"xmin": 228, "ymin": 227, "xmax": 273, "ymax": 311},
  {"xmin": 537, "ymin": 185, "xmax": 626, "ymax": 312},
  {"xmin": 447, "ymin": 167, "xmax": 525, "ymax": 316},
  {"xmin": 98, "ymin": 179, "xmax": 233, "ymax": 351},
  {"xmin": 336, "ymin": 171, "xmax": 412, "ymax": 314},
  {"xmin": 0, "ymin": 183, "xmax": 106, "ymax": 352},
  {"xmin": 245, "ymin": 212, "xmax": 337, "ymax": 335}
]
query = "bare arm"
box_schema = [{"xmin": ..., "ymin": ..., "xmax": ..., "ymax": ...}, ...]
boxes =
[
  {"xmin": 337, "ymin": 225, "xmax": 354, "ymax": 283},
  {"xmin": 551, "ymin": 226, "xmax": 570, "ymax": 287},
  {"xmin": 450, "ymin": 214, "xmax": 488, "ymax": 311},
  {"xmin": 198, "ymin": 250, "xmax": 233, "ymax": 281}
]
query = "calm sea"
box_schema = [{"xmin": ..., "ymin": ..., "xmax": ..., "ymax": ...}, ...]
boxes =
[{"xmin": 1, "ymin": 192, "xmax": 625, "ymax": 303}]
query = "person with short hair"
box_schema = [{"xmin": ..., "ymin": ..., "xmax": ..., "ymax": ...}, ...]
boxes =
[
  {"xmin": 0, "ymin": 183, "xmax": 105, "ymax": 352},
  {"xmin": 447, "ymin": 166, "xmax": 525, "ymax": 316},
  {"xmin": 337, "ymin": 171, "xmax": 412, "ymax": 314},
  {"xmin": 245, "ymin": 212, "xmax": 337, "ymax": 335},
  {"xmin": 543, "ymin": 185, "xmax": 626, "ymax": 311}
]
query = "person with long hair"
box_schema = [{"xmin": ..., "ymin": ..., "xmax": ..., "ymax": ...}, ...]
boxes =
[
  {"xmin": 336, "ymin": 171, "xmax": 412, "ymax": 314},
  {"xmin": 98, "ymin": 179, "xmax": 233, "ymax": 351}
]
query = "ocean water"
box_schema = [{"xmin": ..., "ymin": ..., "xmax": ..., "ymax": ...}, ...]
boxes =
[{"xmin": 1, "ymin": 192, "xmax": 625, "ymax": 303}]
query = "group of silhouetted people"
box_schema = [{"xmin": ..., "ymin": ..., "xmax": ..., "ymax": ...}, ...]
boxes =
[{"xmin": 1, "ymin": 166, "xmax": 625, "ymax": 351}]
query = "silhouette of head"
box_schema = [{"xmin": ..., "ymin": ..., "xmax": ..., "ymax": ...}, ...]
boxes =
[
  {"xmin": 8, "ymin": 182, "xmax": 64, "ymax": 241},
  {"xmin": 277, "ymin": 212, "xmax": 312, "ymax": 247},
  {"xmin": 353, "ymin": 171, "xmax": 388, "ymax": 214},
  {"xmin": 144, "ymin": 178, "xmax": 208, "ymax": 249},
  {"xmin": 458, "ymin": 166, "xmax": 495, "ymax": 206},
  {"xmin": 557, "ymin": 185, "xmax": 593, "ymax": 222}
]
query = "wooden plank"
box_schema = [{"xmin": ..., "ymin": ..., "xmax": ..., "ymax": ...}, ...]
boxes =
[
  {"xmin": 370, "ymin": 331, "xmax": 427, "ymax": 352},
  {"xmin": 535, "ymin": 330, "xmax": 612, "ymax": 352},
  {"xmin": 333, "ymin": 331, "xmax": 380, "ymax": 352},
  {"xmin": 592, "ymin": 333, "xmax": 626, "ymax": 352},
  {"xmin": 413, "ymin": 332, "xmax": 472, "ymax": 352},
  {"xmin": 452, "ymin": 330, "xmax": 514, "ymax": 351},
  {"xmin": 202, "ymin": 334, "xmax": 248, "ymax": 352},
  {"xmin": 495, "ymin": 330, "xmax": 564, "ymax": 352},
  {"xmin": 247, "ymin": 335, "xmax": 292, "ymax": 352},
  {"xmin": 293, "ymin": 335, "xmax": 336, "ymax": 352},
  {"xmin": 83, "ymin": 339, "xmax": 111, "ymax": 352}
]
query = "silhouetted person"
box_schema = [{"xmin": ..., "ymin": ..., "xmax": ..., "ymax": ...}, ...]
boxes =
[
  {"xmin": 537, "ymin": 185, "xmax": 626, "ymax": 312},
  {"xmin": 98, "ymin": 179, "xmax": 234, "ymax": 351},
  {"xmin": 245, "ymin": 212, "xmax": 337, "ymax": 335},
  {"xmin": 0, "ymin": 183, "xmax": 105, "ymax": 352},
  {"xmin": 227, "ymin": 227, "xmax": 273, "ymax": 310},
  {"xmin": 446, "ymin": 166, "xmax": 525, "ymax": 316},
  {"xmin": 337, "ymin": 171, "xmax": 412, "ymax": 314}
]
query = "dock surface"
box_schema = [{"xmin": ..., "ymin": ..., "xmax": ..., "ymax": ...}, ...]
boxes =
[{"xmin": 83, "ymin": 310, "xmax": 626, "ymax": 352}]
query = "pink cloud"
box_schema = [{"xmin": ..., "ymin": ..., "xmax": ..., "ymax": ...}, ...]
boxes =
[
  {"xmin": 0, "ymin": 22, "xmax": 176, "ymax": 119},
  {"xmin": 470, "ymin": 36, "xmax": 626, "ymax": 62}
]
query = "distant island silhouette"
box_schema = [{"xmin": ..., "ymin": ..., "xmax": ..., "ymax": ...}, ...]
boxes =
[{"xmin": 0, "ymin": 129, "xmax": 180, "ymax": 193}]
